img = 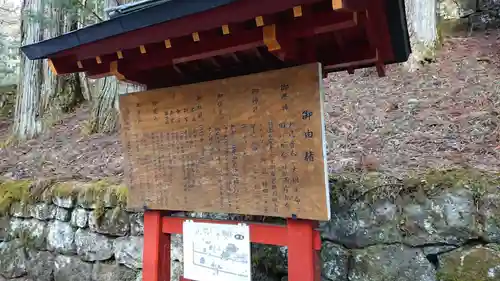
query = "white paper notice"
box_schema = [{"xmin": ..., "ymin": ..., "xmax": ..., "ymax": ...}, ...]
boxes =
[{"xmin": 183, "ymin": 221, "xmax": 251, "ymax": 281}]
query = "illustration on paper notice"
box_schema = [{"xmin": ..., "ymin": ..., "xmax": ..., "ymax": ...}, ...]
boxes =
[{"xmin": 183, "ymin": 221, "xmax": 251, "ymax": 281}]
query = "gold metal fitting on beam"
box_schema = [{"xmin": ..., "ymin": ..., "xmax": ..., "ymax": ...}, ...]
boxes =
[
  {"xmin": 222, "ymin": 25, "xmax": 230, "ymax": 35},
  {"xmin": 192, "ymin": 32, "xmax": 200, "ymax": 42},
  {"xmin": 255, "ymin": 16, "xmax": 264, "ymax": 27},
  {"xmin": 164, "ymin": 39, "xmax": 172, "ymax": 48},
  {"xmin": 293, "ymin": 6, "xmax": 302, "ymax": 17},
  {"xmin": 263, "ymin": 24, "xmax": 281, "ymax": 52}
]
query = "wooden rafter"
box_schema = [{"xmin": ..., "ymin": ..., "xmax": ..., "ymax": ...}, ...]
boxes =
[{"xmin": 41, "ymin": 0, "xmax": 407, "ymax": 87}]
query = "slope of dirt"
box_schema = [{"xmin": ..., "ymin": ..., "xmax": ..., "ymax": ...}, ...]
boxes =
[
  {"xmin": 0, "ymin": 31, "xmax": 499, "ymax": 181},
  {"xmin": 325, "ymin": 31, "xmax": 500, "ymax": 177},
  {"xmin": 0, "ymin": 107, "xmax": 123, "ymax": 181}
]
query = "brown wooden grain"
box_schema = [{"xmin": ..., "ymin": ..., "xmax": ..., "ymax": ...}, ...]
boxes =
[{"xmin": 119, "ymin": 63, "xmax": 330, "ymax": 220}]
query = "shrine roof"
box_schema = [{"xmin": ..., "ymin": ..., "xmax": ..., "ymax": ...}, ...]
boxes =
[
  {"xmin": 20, "ymin": 0, "xmax": 411, "ymax": 87},
  {"xmin": 21, "ymin": 0, "xmax": 238, "ymax": 60}
]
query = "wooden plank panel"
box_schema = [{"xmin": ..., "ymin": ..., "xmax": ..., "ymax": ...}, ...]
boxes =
[{"xmin": 119, "ymin": 63, "xmax": 330, "ymax": 220}]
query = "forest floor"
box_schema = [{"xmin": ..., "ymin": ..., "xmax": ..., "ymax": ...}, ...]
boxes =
[{"xmin": 0, "ymin": 30, "xmax": 499, "ymax": 182}]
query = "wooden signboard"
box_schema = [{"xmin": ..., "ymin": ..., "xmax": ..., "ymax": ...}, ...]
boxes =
[{"xmin": 119, "ymin": 63, "xmax": 330, "ymax": 220}]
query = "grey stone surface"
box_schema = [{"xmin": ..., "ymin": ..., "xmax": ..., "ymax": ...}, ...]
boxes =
[
  {"xmin": 251, "ymin": 265, "xmax": 282, "ymax": 281},
  {"xmin": 0, "ymin": 216, "xmax": 8, "ymax": 241},
  {"xmin": 321, "ymin": 242, "xmax": 349, "ymax": 281},
  {"xmin": 114, "ymin": 236, "xmax": 143, "ymax": 269},
  {"xmin": 348, "ymin": 244, "xmax": 436, "ymax": 281},
  {"xmin": 10, "ymin": 202, "xmax": 32, "ymax": 218},
  {"xmin": 4, "ymin": 179, "xmax": 500, "ymax": 281},
  {"xmin": 171, "ymin": 234, "xmax": 183, "ymax": 262},
  {"xmin": 135, "ymin": 271, "xmax": 142, "ymax": 281},
  {"xmin": 0, "ymin": 277, "xmax": 33, "ymax": 281},
  {"xmin": 479, "ymin": 192, "xmax": 500, "ymax": 243},
  {"xmin": 251, "ymin": 244, "xmax": 288, "ymax": 278},
  {"xmin": 54, "ymin": 255, "xmax": 92, "ymax": 281},
  {"xmin": 24, "ymin": 219, "xmax": 48, "ymax": 250},
  {"xmin": 0, "ymin": 240, "xmax": 27, "ymax": 278},
  {"xmin": 7, "ymin": 218, "xmax": 24, "ymax": 240},
  {"xmin": 320, "ymin": 200, "xmax": 402, "ymax": 248},
  {"xmin": 47, "ymin": 221, "xmax": 76, "ymax": 254},
  {"xmin": 422, "ymin": 245, "xmax": 457, "ymax": 255},
  {"xmin": 92, "ymin": 263, "xmax": 137, "ymax": 281},
  {"xmin": 89, "ymin": 209, "xmax": 130, "ymax": 236},
  {"xmin": 55, "ymin": 207, "xmax": 71, "ymax": 222},
  {"xmin": 27, "ymin": 251, "xmax": 54, "ymax": 281},
  {"xmin": 53, "ymin": 195, "xmax": 75, "ymax": 209},
  {"xmin": 171, "ymin": 261, "xmax": 183, "ymax": 281},
  {"xmin": 438, "ymin": 244, "xmax": 500, "ymax": 280},
  {"xmin": 8, "ymin": 218, "xmax": 48, "ymax": 250},
  {"xmin": 75, "ymin": 228, "xmax": 114, "ymax": 262},
  {"xmin": 129, "ymin": 213, "xmax": 144, "ymax": 236},
  {"xmin": 400, "ymin": 188, "xmax": 479, "ymax": 246},
  {"xmin": 71, "ymin": 208, "xmax": 89, "ymax": 228},
  {"xmin": 30, "ymin": 203, "xmax": 55, "ymax": 221}
]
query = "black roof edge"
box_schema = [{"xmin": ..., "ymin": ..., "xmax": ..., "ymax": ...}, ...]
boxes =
[
  {"xmin": 386, "ymin": 0, "xmax": 411, "ymax": 62},
  {"xmin": 21, "ymin": 0, "xmax": 411, "ymax": 67},
  {"xmin": 20, "ymin": 0, "xmax": 238, "ymax": 60}
]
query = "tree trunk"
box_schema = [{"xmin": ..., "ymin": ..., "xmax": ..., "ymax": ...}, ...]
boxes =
[
  {"xmin": 13, "ymin": 0, "xmax": 43, "ymax": 140},
  {"xmin": 88, "ymin": 0, "xmax": 145, "ymax": 134},
  {"xmin": 404, "ymin": 0, "xmax": 439, "ymax": 71},
  {"xmin": 41, "ymin": 4, "xmax": 84, "ymax": 125},
  {"xmin": 89, "ymin": 72, "xmax": 145, "ymax": 134},
  {"xmin": 89, "ymin": 76, "xmax": 119, "ymax": 133},
  {"xmin": 77, "ymin": 0, "xmax": 97, "ymax": 102},
  {"xmin": 14, "ymin": 0, "xmax": 84, "ymax": 139},
  {"xmin": 79, "ymin": 73, "xmax": 93, "ymax": 101}
]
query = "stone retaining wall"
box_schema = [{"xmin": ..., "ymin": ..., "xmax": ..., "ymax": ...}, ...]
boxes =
[
  {"xmin": 1, "ymin": 170, "xmax": 500, "ymax": 281},
  {"xmin": 0, "ymin": 180, "xmax": 148, "ymax": 281}
]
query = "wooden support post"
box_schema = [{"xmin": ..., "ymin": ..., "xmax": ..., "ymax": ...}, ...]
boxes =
[
  {"xmin": 287, "ymin": 219, "xmax": 318, "ymax": 281},
  {"xmin": 143, "ymin": 211, "xmax": 170, "ymax": 281},
  {"xmin": 159, "ymin": 215, "xmax": 321, "ymax": 281}
]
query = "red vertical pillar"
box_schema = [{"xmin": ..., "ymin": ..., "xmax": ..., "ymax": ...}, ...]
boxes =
[
  {"xmin": 143, "ymin": 211, "xmax": 171, "ymax": 281},
  {"xmin": 286, "ymin": 219, "xmax": 316, "ymax": 281}
]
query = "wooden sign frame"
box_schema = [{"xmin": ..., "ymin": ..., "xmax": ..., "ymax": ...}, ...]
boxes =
[{"xmin": 120, "ymin": 63, "xmax": 330, "ymax": 221}]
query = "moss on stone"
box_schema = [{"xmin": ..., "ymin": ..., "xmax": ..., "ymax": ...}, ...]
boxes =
[
  {"xmin": 52, "ymin": 182, "xmax": 79, "ymax": 198},
  {"xmin": 0, "ymin": 178, "xmax": 130, "ymax": 220},
  {"xmin": 77, "ymin": 180, "xmax": 127, "ymax": 206},
  {"xmin": 329, "ymin": 168, "xmax": 500, "ymax": 204},
  {"xmin": 437, "ymin": 245, "xmax": 500, "ymax": 281},
  {"xmin": 78, "ymin": 181, "xmax": 108, "ymax": 206},
  {"xmin": 0, "ymin": 180, "xmax": 33, "ymax": 215},
  {"xmin": 94, "ymin": 201, "xmax": 106, "ymax": 223},
  {"xmin": 115, "ymin": 185, "xmax": 128, "ymax": 208},
  {"xmin": 72, "ymin": 180, "xmax": 129, "ymax": 223}
]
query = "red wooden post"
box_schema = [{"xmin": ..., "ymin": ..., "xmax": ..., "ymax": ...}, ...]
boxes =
[
  {"xmin": 287, "ymin": 219, "xmax": 318, "ymax": 281},
  {"xmin": 143, "ymin": 211, "xmax": 171, "ymax": 281},
  {"xmin": 157, "ymin": 215, "xmax": 322, "ymax": 281}
]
